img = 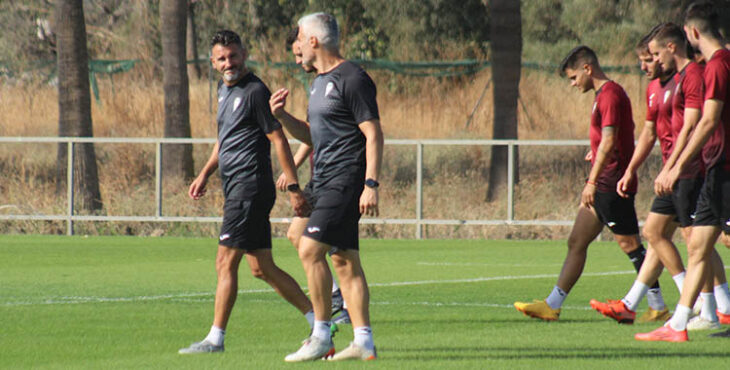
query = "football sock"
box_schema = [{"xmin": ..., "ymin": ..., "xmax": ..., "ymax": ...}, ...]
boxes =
[
  {"xmin": 312, "ymin": 320, "xmax": 332, "ymax": 341},
  {"xmin": 700, "ymin": 292, "xmax": 719, "ymax": 322},
  {"xmin": 305, "ymin": 310, "xmax": 315, "ymax": 329},
  {"xmin": 204, "ymin": 325, "xmax": 225, "ymax": 346},
  {"xmin": 545, "ymin": 285, "xmax": 567, "ymax": 309},
  {"xmin": 622, "ymin": 281, "xmax": 648, "ymax": 311},
  {"xmin": 646, "ymin": 288, "xmax": 666, "ymax": 311},
  {"xmin": 353, "ymin": 326, "xmax": 375, "ymax": 351},
  {"xmin": 668, "ymin": 304, "xmax": 691, "ymax": 331},
  {"xmin": 672, "ymin": 272, "xmax": 686, "ymax": 293},
  {"xmin": 714, "ymin": 283, "xmax": 730, "ymax": 314},
  {"xmin": 627, "ymin": 245, "xmax": 647, "ymax": 273},
  {"xmin": 332, "ymin": 274, "xmax": 340, "ymax": 293}
]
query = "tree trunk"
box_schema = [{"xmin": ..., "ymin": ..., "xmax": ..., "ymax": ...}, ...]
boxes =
[
  {"xmin": 161, "ymin": 0, "xmax": 194, "ymax": 180},
  {"xmin": 55, "ymin": 0, "xmax": 103, "ymax": 213},
  {"xmin": 186, "ymin": 0, "xmax": 201, "ymax": 80},
  {"xmin": 486, "ymin": 0, "xmax": 521, "ymax": 202}
]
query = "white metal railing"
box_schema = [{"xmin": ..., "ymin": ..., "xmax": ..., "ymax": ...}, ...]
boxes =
[{"xmin": 0, "ymin": 136, "xmax": 591, "ymax": 238}]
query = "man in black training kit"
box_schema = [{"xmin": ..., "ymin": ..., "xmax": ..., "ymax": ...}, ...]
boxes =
[
  {"xmin": 270, "ymin": 13, "xmax": 384, "ymax": 361},
  {"xmin": 179, "ymin": 30, "xmax": 318, "ymax": 354}
]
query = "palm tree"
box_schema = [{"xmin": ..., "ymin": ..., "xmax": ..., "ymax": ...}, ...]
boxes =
[
  {"xmin": 55, "ymin": 0, "xmax": 102, "ymax": 212},
  {"xmin": 161, "ymin": 0, "xmax": 194, "ymax": 180},
  {"xmin": 487, "ymin": 0, "xmax": 521, "ymax": 202}
]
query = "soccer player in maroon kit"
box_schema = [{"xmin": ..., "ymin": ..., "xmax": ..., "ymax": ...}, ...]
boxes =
[
  {"xmin": 515, "ymin": 46, "xmax": 652, "ymax": 321},
  {"xmin": 637, "ymin": 1, "xmax": 730, "ymax": 342},
  {"xmin": 589, "ymin": 28, "xmax": 680, "ymax": 324}
]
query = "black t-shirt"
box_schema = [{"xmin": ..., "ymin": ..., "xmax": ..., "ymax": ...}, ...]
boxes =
[
  {"xmin": 216, "ymin": 73, "xmax": 281, "ymax": 198},
  {"xmin": 307, "ymin": 61, "xmax": 379, "ymax": 189}
]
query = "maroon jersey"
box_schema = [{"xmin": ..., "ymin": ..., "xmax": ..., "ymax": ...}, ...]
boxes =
[
  {"xmin": 672, "ymin": 61, "xmax": 705, "ymax": 178},
  {"xmin": 646, "ymin": 76, "xmax": 677, "ymax": 162},
  {"xmin": 701, "ymin": 49, "xmax": 730, "ymax": 170},
  {"xmin": 590, "ymin": 80, "xmax": 636, "ymax": 193}
]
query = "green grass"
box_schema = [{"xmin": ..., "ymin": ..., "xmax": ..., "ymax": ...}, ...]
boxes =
[{"xmin": 2, "ymin": 235, "xmax": 730, "ymax": 369}]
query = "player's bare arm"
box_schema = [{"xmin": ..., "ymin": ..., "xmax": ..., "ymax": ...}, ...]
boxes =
[
  {"xmin": 655, "ymin": 107, "xmax": 701, "ymax": 195},
  {"xmin": 276, "ymin": 143, "xmax": 313, "ymax": 191},
  {"xmin": 583, "ymin": 126, "xmax": 616, "ymax": 208},
  {"xmin": 189, "ymin": 141, "xmax": 220, "ymax": 200},
  {"xmin": 269, "ymin": 88, "xmax": 313, "ymax": 145},
  {"xmin": 267, "ymin": 128, "xmax": 311, "ymax": 217},
  {"xmin": 660, "ymin": 99, "xmax": 724, "ymax": 194},
  {"xmin": 358, "ymin": 119, "xmax": 383, "ymax": 217},
  {"xmin": 617, "ymin": 120, "xmax": 656, "ymax": 198}
]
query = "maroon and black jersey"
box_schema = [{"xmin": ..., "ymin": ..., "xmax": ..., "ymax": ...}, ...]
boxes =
[
  {"xmin": 672, "ymin": 61, "xmax": 705, "ymax": 178},
  {"xmin": 646, "ymin": 76, "xmax": 677, "ymax": 162},
  {"xmin": 701, "ymin": 49, "xmax": 730, "ymax": 170},
  {"xmin": 590, "ymin": 80, "xmax": 636, "ymax": 193}
]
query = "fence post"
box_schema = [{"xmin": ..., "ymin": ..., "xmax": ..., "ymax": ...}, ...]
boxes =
[
  {"xmin": 416, "ymin": 142, "xmax": 423, "ymax": 239},
  {"xmin": 507, "ymin": 141, "xmax": 514, "ymax": 222},
  {"xmin": 66, "ymin": 141, "xmax": 74, "ymax": 236},
  {"xmin": 155, "ymin": 141, "xmax": 163, "ymax": 218}
]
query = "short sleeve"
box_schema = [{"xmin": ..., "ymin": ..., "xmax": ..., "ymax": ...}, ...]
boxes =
[
  {"xmin": 343, "ymin": 70, "xmax": 380, "ymax": 124},
  {"xmin": 250, "ymin": 85, "xmax": 281, "ymax": 134},
  {"xmin": 599, "ymin": 90, "xmax": 622, "ymax": 128},
  {"xmin": 685, "ymin": 70, "xmax": 705, "ymax": 109},
  {"xmin": 645, "ymin": 85, "xmax": 658, "ymax": 122},
  {"xmin": 705, "ymin": 61, "xmax": 729, "ymax": 103}
]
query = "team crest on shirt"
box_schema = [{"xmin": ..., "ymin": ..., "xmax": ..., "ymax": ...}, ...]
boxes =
[
  {"xmin": 675, "ymin": 82, "xmax": 682, "ymax": 94},
  {"xmin": 232, "ymin": 97, "xmax": 241, "ymax": 112},
  {"xmin": 648, "ymin": 93, "xmax": 656, "ymax": 107},
  {"xmin": 664, "ymin": 90, "xmax": 672, "ymax": 104},
  {"xmin": 592, "ymin": 102, "xmax": 597, "ymax": 114},
  {"xmin": 325, "ymin": 82, "xmax": 335, "ymax": 97}
]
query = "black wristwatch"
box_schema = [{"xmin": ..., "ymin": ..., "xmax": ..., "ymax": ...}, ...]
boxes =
[
  {"xmin": 286, "ymin": 183, "xmax": 301, "ymax": 192},
  {"xmin": 364, "ymin": 178, "xmax": 380, "ymax": 189}
]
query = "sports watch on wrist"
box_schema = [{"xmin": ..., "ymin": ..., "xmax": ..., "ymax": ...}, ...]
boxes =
[
  {"xmin": 286, "ymin": 183, "xmax": 301, "ymax": 192},
  {"xmin": 364, "ymin": 178, "xmax": 380, "ymax": 189}
]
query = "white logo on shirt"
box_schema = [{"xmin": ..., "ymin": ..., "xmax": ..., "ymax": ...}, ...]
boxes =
[
  {"xmin": 310, "ymin": 88, "xmax": 316, "ymax": 95},
  {"xmin": 648, "ymin": 93, "xmax": 656, "ymax": 107},
  {"xmin": 325, "ymin": 82, "xmax": 335, "ymax": 97},
  {"xmin": 218, "ymin": 96, "xmax": 224, "ymax": 102},
  {"xmin": 664, "ymin": 90, "xmax": 672, "ymax": 104},
  {"xmin": 592, "ymin": 102, "xmax": 597, "ymax": 114},
  {"xmin": 307, "ymin": 227, "xmax": 321, "ymax": 234},
  {"xmin": 219, "ymin": 234, "xmax": 230, "ymax": 241},
  {"xmin": 232, "ymin": 97, "xmax": 241, "ymax": 112}
]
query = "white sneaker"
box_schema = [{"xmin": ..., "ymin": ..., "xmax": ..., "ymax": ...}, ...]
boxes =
[
  {"xmin": 284, "ymin": 336, "xmax": 335, "ymax": 362},
  {"xmin": 687, "ymin": 316, "xmax": 721, "ymax": 331},
  {"xmin": 692, "ymin": 297, "xmax": 703, "ymax": 316},
  {"xmin": 329, "ymin": 342, "xmax": 377, "ymax": 361},
  {"xmin": 178, "ymin": 340, "xmax": 224, "ymax": 354}
]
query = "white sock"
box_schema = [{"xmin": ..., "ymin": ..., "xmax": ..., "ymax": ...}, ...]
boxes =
[
  {"xmin": 305, "ymin": 310, "xmax": 315, "ymax": 329},
  {"xmin": 353, "ymin": 326, "xmax": 374, "ymax": 350},
  {"xmin": 669, "ymin": 304, "xmax": 692, "ymax": 331},
  {"xmin": 545, "ymin": 286, "xmax": 567, "ymax": 309},
  {"xmin": 714, "ymin": 283, "xmax": 730, "ymax": 314},
  {"xmin": 700, "ymin": 292, "xmax": 719, "ymax": 322},
  {"xmin": 646, "ymin": 288, "xmax": 666, "ymax": 311},
  {"xmin": 204, "ymin": 325, "xmax": 225, "ymax": 346},
  {"xmin": 621, "ymin": 281, "xmax": 649, "ymax": 311},
  {"xmin": 672, "ymin": 272, "xmax": 686, "ymax": 294},
  {"xmin": 312, "ymin": 320, "xmax": 331, "ymax": 341},
  {"xmin": 332, "ymin": 275, "xmax": 340, "ymax": 293}
]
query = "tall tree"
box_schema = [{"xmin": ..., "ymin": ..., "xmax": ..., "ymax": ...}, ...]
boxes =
[
  {"xmin": 55, "ymin": 0, "xmax": 103, "ymax": 212},
  {"xmin": 161, "ymin": 0, "xmax": 194, "ymax": 180},
  {"xmin": 186, "ymin": 0, "xmax": 201, "ymax": 80},
  {"xmin": 486, "ymin": 0, "xmax": 521, "ymax": 202}
]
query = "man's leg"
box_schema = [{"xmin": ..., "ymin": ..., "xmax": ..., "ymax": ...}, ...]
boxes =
[
  {"xmin": 244, "ymin": 249, "xmax": 313, "ymax": 314},
  {"xmin": 515, "ymin": 206, "xmax": 603, "ymax": 321}
]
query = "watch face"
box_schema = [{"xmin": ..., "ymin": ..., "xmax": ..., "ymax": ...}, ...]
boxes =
[{"xmin": 365, "ymin": 179, "xmax": 379, "ymax": 188}]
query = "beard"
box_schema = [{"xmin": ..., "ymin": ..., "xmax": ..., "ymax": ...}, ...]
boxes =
[{"xmin": 223, "ymin": 68, "xmax": 240, "ymax": 82}]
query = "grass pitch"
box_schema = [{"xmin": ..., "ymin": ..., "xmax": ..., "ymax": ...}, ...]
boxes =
[{"xmin": 2, "ymin": 235, "xmax": 729, "ymax": 369}]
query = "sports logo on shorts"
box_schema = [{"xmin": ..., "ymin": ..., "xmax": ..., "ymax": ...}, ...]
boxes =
[
  {"xmin": 219, "ymin": 234, "xmax": 231, "ymax": 241},
  {"xmin": 232, "ymin": 97, "xmax": 241, "ymax": 112},
  {"xmin": 725, "ymin": 219, "xmax": 730, "ymax": 226},
  {"xmin": 307, "ymin": 226, "xmax": 321, "ymax": 234},
  {"xmin": 607, "ymin": 222, "xmax": 616, "ymax": 228}
]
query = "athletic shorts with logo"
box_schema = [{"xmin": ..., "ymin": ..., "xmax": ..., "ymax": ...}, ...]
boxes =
[
  {"xmin": 592, "ymin": 191, "xmax": 639, "ymax": 235},
  {"xmin": 693, "ymin": 165, "xmax": 730, "ymax": 233},
  {"xmin": 302, "ymin": 180, "xmax": 363, "ymax": 251},
  {"xmin": 650, "ymin": 177, "xmax": 703, "ymax": 227},
  {"xmin": 219, "ymin": 184, "xmax": 275, "ymax": 251}
]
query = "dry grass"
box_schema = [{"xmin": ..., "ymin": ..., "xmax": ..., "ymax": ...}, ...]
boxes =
[{"xmin": 0, "ymin": 66, "xmax": 657, "ymax": 239}]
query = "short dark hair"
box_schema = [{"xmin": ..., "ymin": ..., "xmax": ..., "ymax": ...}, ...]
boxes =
[
  {"xmin": 211, "ymin": 30, "xmax": 243, "ymax": 48},
  {"xmin": 684, "ymin": 1, "xmax": 723, "ymax": 39},
  {"xmin": 636, "ymin": 23, "xmax": 667, "ymax": 55},
  {"xmin": 286, "ymin": 26, "xmax": 299, "ymax": 50},
  {"xmin": 559, "ymin": 45, "xmax": 599, "ymax": 77}
]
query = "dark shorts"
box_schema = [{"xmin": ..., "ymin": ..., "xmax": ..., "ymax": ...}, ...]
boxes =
[
  {"xmin": 693, "ymin": 165, "xmax": 730, "ymax": 233},
  {"xmin": 219, "ymin": 188, "xmax": 275, "ymax": 251},
  {"xmin": 650, "ymin": 177, "xmax": 703, "ymax": 227},
  {"xmin": 593, "ymin": 191, "xmax": 640, "ymax": 235},
  {"xmin": 302, "ymin": 181, "xmax": 363, "ymax": 250}
]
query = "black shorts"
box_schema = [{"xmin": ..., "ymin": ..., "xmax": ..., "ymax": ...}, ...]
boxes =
[
  {"xmin": 303, "ymin": 181, "xmax": 363, "ymax": 250},
  {"xmin": 650, "ymin": 177, "xmax": 703, "ymax": 227},
  {"xmin": 593, "ymin": 191, "xmax": 639, "ymax": 235},
  {"xmin": 693, "ymin": 165, "xmax": 730, "ymax": 233},
  {"xmin": 219, "ymin": 188, "xmax": 275, "ymax": 251}
]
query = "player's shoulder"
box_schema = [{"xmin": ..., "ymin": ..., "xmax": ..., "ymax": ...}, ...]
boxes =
[
  {"xmin": 600, "ymin": 81, "xmax": 628, "ymax": 100},
  {"xmin": 238, "ymin": 73, "xmax": 272, "ymax": 98},
  {"xmin": 647, "ymin": 78, "xmax": 661, "ymax": 93},
  {"xmin": 337, "ymin": 61, "xmax": 374, "ymax": 84},
  {"xmin": 706, "ymin": 49, "xmax": 730, "ymax": 71}
]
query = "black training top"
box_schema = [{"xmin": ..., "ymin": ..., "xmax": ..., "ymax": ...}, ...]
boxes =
[
  {"xmin": 307, "ymin": 61, "xmax": 379, "ymax": 188},
  {"xmin": 216, "ymin": 72, "xmax": 281, "ymax": 198}
]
